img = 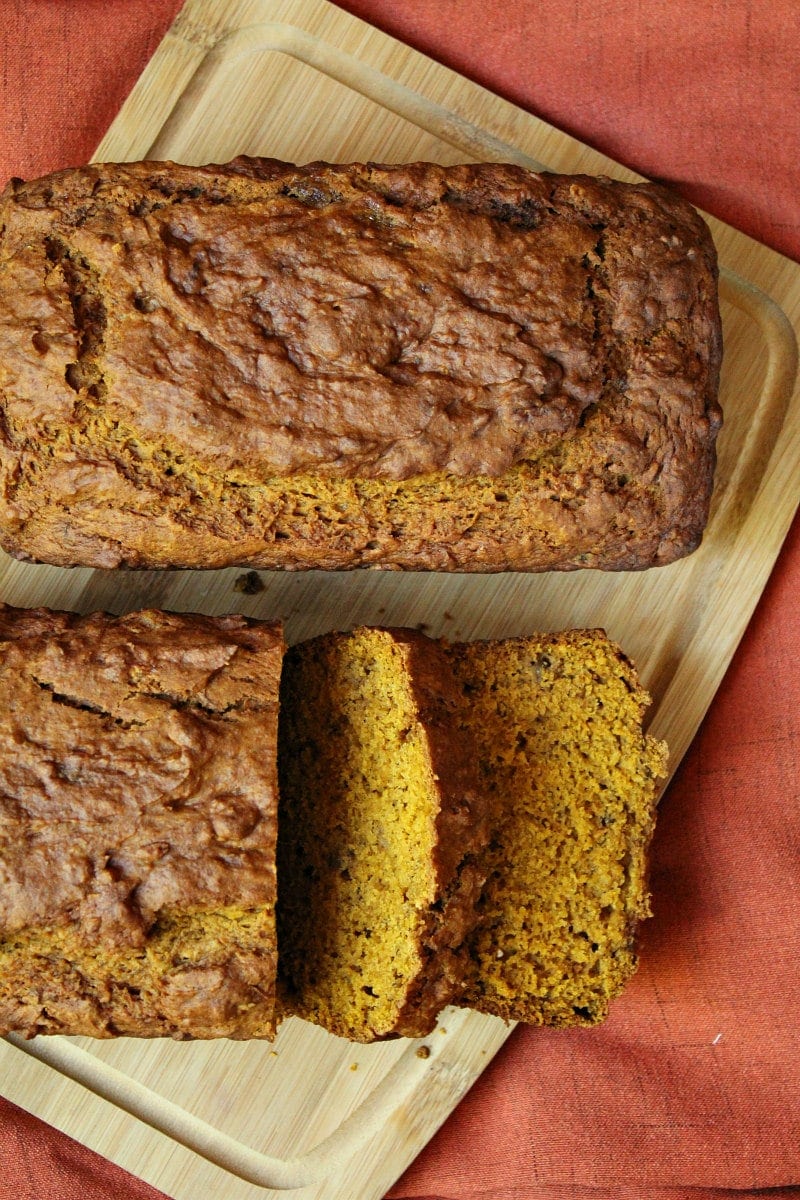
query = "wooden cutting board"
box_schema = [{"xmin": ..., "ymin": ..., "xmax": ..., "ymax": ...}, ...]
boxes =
[{"xmin": 1, "ymin": 1, "xmax": 799, "ymax": 1197}]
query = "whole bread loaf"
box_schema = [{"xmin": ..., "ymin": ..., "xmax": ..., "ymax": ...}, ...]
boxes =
[
  {"xmin": 0, "ymin": 605, "xmax": 283, "ymax": 1040},
  {"xmin": 0, "ymin": 159, "xmax": 721, "ymax": 571}
]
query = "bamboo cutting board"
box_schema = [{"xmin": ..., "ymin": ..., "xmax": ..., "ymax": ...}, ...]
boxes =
[{"xmin": 1, "ymin": 1, "xmax": 799, "ymax": 1197}]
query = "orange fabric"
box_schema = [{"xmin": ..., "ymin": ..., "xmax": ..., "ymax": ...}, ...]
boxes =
[{"xmin": 1, "ymin": 3, "xmax": 799, "ymax": 1199}]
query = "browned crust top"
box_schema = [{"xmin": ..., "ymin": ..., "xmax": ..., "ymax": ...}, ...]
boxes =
[
  {"xmin": 0, "ymin": 159, "xmax": 722, "ymax": 571},
  {"xmin": 0, "ymin": 604, "xmax": 284, "ymax": 947}
]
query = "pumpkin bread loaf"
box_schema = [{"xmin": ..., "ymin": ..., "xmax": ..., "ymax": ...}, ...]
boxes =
[
  {"xmin": 0, "ymin": 158, "xmax": 722, "ymax": 571},
  {"xmin": 276, "ymin": 627, "xmax": 487, "ymax": 1042},
  {"xmin": 444, "ymin": 630, "xmax": 667, "ymax": 1026},
  {"xmin": 0, "ymin": 609, "xmax": 664, "ymax": 1042},
  {"xmin": 0, "ymin": 605, "xmax": 284, "ymax": 1040}
]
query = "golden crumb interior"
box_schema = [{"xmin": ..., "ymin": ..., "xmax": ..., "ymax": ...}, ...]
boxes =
[
  {"xmin": 447, "ymin": 632, "xmax": 667, "ymax": 1026},
  {"xmin": 276, "ymin": 630, "xmax": 443, "ymax": 1041}
]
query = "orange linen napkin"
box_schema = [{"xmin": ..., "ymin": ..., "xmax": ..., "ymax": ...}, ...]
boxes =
[{"xmin": 1, "ymin": 3, "xmax": 799, "ymax": 1200}]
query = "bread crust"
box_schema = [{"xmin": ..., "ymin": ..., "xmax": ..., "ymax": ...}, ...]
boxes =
[{"xmin": 0, "ymin": 604, "xmax": 283, "ymax": 1039}]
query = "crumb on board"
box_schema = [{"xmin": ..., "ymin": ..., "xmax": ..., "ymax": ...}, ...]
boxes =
[
  {"xmin": 416, "ymin": 1045, "xmax": 431, "ymax": 1059},
  {"xmin": 234, "ymin": 570, "xmax": 265, "ymax": 595},
  {"xmin": 350, "ymin": 1062, "xmax": 359, "ymax": 1071}
]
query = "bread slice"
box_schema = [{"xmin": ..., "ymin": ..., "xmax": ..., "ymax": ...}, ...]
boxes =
[
  {"xmin": 276, "ymin": 627, "xmax": 487, "ymax": 1042},
  {"xmin": 444, "ymin": 630, "xmax": 667, "ymax": 1026},
  {"xmin": 0, "ymin": 605, "xmax": 283, "ymax": 1039}
]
